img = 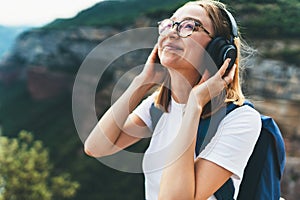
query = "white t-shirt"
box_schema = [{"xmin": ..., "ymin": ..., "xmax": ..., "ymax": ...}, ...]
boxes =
[{"xmin": 133, "ymin": 93, "xmax": 261, "ymax": 200}]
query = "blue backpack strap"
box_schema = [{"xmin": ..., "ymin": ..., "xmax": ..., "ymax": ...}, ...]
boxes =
[{"xmin": 149, "ymin": 103, "xmax": 164, "ymax": 131}]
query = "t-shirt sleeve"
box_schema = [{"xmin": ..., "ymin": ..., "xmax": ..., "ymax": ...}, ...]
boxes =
[
  {"xmin": 132, "ymin": 92, "xmax": 157, "ymax": 130},
  {"xmin": 198, "ymin": 105, "xmax": 262, "ymax": 179}
]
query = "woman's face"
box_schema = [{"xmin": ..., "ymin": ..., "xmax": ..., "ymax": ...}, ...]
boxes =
[{"xmin": 157, "ymin": 4, "xmax": 214, "ymax": 75}]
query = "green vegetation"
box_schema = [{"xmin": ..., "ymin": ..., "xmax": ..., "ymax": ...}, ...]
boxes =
[
  {"xmin": 264, "ymin": 47, "xmax": 300, "ymax": 65},
  {"xmin": 0, "ymin": 131, "xmax": 79, "ymax": 200},
  {"xmin": 0, "ymin": 81, "xmax": 146, "ymax": 200},
  {"xmin": 45, "ymin": 0, "xmax": 186, "ymax": 29},
  {"xmin": 228, "ymin": 0, "xmax": 300, "ymax": 38},
  {"xmin": 45, "ymin": 0, "xmax": 300, "ymax": 39}
]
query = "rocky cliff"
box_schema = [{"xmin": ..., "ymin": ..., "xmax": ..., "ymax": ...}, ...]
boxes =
[
  {"xmin": 246, "ymin": 58, "xmax": 300, "ymax": 100},
  {"xmin": 0, "ymin": 26, "xmax": 120, "ymax": 98},
  {"xmin": 0, "ymin": 26, "xmax": 119, "ymax": 70}
]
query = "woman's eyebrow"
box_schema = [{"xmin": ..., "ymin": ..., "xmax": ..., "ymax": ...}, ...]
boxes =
[{"xmin": 182, "ymin": 17, "xmax": 204, "ymax": 25}]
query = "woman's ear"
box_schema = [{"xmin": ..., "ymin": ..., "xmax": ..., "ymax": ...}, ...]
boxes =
[{"xmin": 198, "ymin": 69, "xmax": 211, "ymax": 84}]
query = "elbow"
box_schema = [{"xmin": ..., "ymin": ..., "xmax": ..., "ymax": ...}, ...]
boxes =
[
  {"xmin": 84, "ymin": 144, "xmax": 96, "ymax": 157},
  {"xmin": 84, "ymin": 140, "xmax": 112, "ymax": 158},
  {"xmin": 84, "ymin": 142, "xmax": 99, "ymax": 158}
]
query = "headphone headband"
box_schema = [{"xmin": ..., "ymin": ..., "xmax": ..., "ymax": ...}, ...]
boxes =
[{"xmin": 223, "ymin": 9, "xmax": 238, "ymax": 38}]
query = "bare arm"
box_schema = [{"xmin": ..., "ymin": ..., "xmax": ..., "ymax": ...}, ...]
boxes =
[
  {"xmin": 84, "ymin": 45, "xmax": 166, "ymax": 157},
  {"xmin": 84, "ymin": 78, "xmax": 152, "ymax": 157},
  {"xmin": 158, "ymin": 59, "xmax": 236, "ymax": 200},
  {"xmin": 194, "ymin": 158, "xmax": 233, "ymax": 199}
]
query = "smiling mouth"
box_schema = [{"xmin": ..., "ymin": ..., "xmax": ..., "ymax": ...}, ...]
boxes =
[{"xmin": 163, "ymin": 45, "xmax": 183, "ymax": 51}]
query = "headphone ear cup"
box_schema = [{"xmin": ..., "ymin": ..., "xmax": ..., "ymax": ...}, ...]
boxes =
[
  {"xmin": 220, "ymin": 43, "xmax": 237, "ymax": 72},
  {"xmin": 206, "ymin": 37, "xmax": 225, "ymax": 69},
  {"xmin": 206, "ymin": 37, "xmax": 237, "ymax": 73}
]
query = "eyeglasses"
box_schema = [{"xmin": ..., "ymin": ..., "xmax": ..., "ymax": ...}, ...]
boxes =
[{"xmin": 158, "ymin": 18, "xmax": 213, "ymax": 38}]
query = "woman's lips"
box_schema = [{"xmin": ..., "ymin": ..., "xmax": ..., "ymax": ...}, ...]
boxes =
[{"xmin": 162, "ymin": 43, "xmax": 183, "ymax": 51}]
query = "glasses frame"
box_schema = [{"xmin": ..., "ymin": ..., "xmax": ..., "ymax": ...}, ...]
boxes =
[{"xmin": 158, "ymin": 18, "xmax": 213, "ymax": 38}]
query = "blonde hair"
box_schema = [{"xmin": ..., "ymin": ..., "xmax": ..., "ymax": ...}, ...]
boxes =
[{"xmin": 155, "ymin": 0, "xmax": 249, "ymax": 115}]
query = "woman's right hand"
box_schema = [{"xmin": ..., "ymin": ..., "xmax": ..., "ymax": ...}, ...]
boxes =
[
  {"xmin": 189, "ymin": 58, "xmax": 236, "ymax": 109},
  {"xmin": 138, "ymin": 44, "xmax": 167, "ymax": 85}
]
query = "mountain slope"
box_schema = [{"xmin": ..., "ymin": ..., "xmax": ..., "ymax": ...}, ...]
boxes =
[
  {"xmin": 46, "ymin": 0, "xmax": 186, "ymax": 29},
  {"xmin": 0, "ymin": 25, "xmax": 30, "ymax": 59},
  {"xmin": 45, "ymin": 0, "xmax": 300, "ymax": 39}
]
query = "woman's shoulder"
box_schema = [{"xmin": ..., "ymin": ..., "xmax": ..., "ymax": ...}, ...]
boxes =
[
  {"xmin": 227, "ymin": 104, "xmax": 261, "ymax": 121},
  {"xmin": 220, "ymin": 104, "xmax": 262, "ymax": 132}
]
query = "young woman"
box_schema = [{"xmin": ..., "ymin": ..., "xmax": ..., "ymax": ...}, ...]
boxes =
[{"xmin": 84, "ymin": 0, "xmax": 261, "ymax": 199}]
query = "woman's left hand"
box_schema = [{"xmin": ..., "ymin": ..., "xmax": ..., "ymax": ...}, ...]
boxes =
[{"xmin": 190, "ymin": 58, "xmax": 236, "ymax": 108}]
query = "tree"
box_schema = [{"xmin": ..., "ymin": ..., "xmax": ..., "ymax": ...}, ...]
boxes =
[{"xmin": 0, "ymin": 130, "xmax": 80, "ymax": 200}]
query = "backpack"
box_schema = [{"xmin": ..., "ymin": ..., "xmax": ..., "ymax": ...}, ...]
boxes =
[{"xmin": 150, "ymin": 101, "xmax": 286, "ymax": 200}]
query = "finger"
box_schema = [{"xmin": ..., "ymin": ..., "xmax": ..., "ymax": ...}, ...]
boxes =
[
  {"xmin": 226, "ymin": 64, "xmax": 236, "ymax": 80},
  {"xmin": 222, "ymin": 77, "xmax": 229, "ymax": 88},
  {"xmin": 223, "ymin": 64, "xmax": 236, "ymax": 85},
  {"xmin": 148, "ymin": 44, "xmax": 159, "ymax": 63},
  {"xmin": 218, "ymin": 58, "xmax": 231, "ymax": 77}
]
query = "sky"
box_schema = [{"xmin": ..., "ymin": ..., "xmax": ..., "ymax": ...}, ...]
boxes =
[{"xmin": 0, "ymin": 0, "xmax": 104, "ymax": 27}]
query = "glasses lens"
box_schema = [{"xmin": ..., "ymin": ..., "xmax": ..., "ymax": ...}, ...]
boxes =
[
  {"xmin": 178, "ymin": 20, "xmax": 195, "ymax": 37},
  {"xmin": 158, "ymin": 19, "xmax": 173, "ymax": 35}
]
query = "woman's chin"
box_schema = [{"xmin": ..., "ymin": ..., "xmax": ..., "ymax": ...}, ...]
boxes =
[{"xmin": 160, "ymin": 52, "xmax": 183, "ymax": 67}]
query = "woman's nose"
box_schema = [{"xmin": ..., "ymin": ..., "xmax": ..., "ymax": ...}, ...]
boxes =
[{"xmin": 166, "ymin": 26, "xmax": 179, "ymax": 38}]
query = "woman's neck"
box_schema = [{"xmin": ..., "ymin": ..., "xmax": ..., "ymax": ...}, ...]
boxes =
[{"xmin": 168, "ymin": 68, "xmax": 200, "ymax": 104}]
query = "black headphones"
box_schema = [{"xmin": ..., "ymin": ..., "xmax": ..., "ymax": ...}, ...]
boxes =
[{"xmin": 205, "ymin": 8, "xmax": 238, "ymax": 73}]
